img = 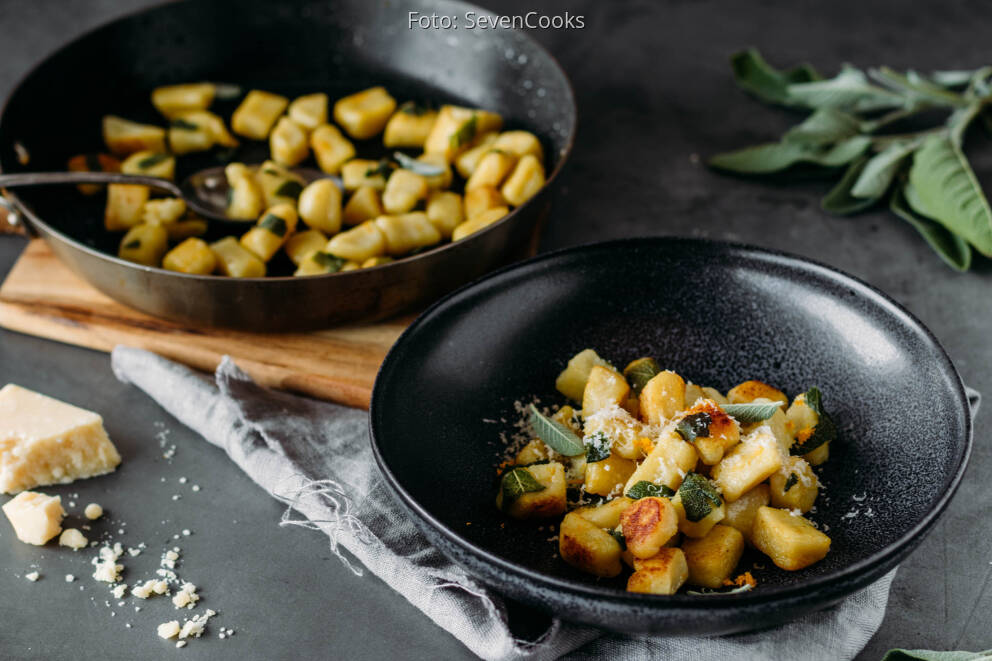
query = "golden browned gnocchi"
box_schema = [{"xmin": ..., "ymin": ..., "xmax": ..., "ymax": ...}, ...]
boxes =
[
  {"xmin": 87, "ymin": 82, "xmax": 547, "ymax": 277},
  {"xmin": 496, "ymin": 348, "xmax": 838, "ymax": 595}
]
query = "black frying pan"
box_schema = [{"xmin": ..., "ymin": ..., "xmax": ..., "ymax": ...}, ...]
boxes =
[
  {"xmin": 0, "ymin": 0, "xmax": 575, "ymax": 331},
  {"xmin": 370, "ymin": 238, "xmax": 973, "ymax": 634}
]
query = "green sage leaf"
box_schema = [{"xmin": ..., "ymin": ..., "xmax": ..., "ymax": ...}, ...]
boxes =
[
  {"xmin": 626, "ymin": 481, "xmax": 675, "ymax": 500},
  {"xmin": 499, "ymin": 467, "xmax": 545, "ymax": 506},
  {"xmin": 850, "ymin": 140, "xmax": 918, "ymax": 199},
  {"xmin": 365, "ymin": 159, "xmax": 395, "ymax": 179},
  {"xmin": 686, "ymin": 583, "xmax": 755, "ymax": 596},
  {"xmin": 931, "ymin": 70, "xmax": 978, "ymax": 88},
  {"xmin": 529, "ymin": 404, "xmax": 585, "ymax": 457},
  {"xmin": 729, "ymin": 49, "xmax": 820, "ymax": 106},
  {"xmin": 784, "ymin": 108, "xmax": 862, "ymax": 146},
  {"xmin": 870, "ymin": 67, "xmax": 966, "ymax": 107},
  {"xmin": 908, "ymin": 133, "xmax": 992, "ymax": 257},
  {"xmin": 583, "ymin": 431, "xmax": 612, "ymax": 463},
  {"xmin": 890, "ymin": 183, "xmax": 972, "ymax": 271},
  {"xmin": 678, "ymin": 473, "xmax": 723, "ymax": 522},
  {"xmin": 822, "ymin": 157, "xmax": 878, "ymax": 215},
  {"xmin": 721, "ymin": 401, "xmax": 782, "ymax": 424},
  {"xmin": 786, "ymin": 65, "xmax": 904, "ymax": 113},
  {"xmin": 881, "ymin": 650, "xmax": 992, "ymax": 661},
  {"xmin": 709, "ymin": 136, "xmax": 869, "ymax": 174},
  {"xmin": 393, "ymin": 151, "xmax": 445, "ymax": 177}
]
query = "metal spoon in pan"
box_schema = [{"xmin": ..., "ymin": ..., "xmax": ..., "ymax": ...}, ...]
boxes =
[{"xmin": 0, "ymin": 166, "xmax": 338, "ymax": 225}]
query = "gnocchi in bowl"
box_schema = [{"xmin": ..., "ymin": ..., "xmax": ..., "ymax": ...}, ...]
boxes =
[
  {"xmin": 498, "ymin": 349, "xmax": 835, "ymax": 595},
  {"xmin": 370, "ymin": 237, "xmax": 971, "ymax": 634}
]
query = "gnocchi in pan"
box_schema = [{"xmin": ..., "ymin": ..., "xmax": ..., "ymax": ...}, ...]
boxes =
[
  {"xmin": 496, "ymin": 349, "xmax": 836, "ymax": 595},
  {"xmin": 71, "ymin": 82, "xmax": 548, "ymax": 277}
]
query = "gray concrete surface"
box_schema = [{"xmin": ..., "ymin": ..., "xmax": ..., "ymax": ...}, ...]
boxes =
[{"xmin": 1, "ymin": 0, "xmax": 990, "ymax": 658}]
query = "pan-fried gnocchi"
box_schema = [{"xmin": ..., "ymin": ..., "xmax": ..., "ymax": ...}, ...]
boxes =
[
  {"xmin": 80, "ymin": 82, "xmax": 547, "ymax": 275},
  {"xmin": 496, "ymin": 348, "xmax": 837, "ymax": 595}
]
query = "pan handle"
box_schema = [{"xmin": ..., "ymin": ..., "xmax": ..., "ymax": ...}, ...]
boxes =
[
  {"xmin": 0, "ymin": 194, "xmax": 34, "ymax": 237},
  {"xmin": 0, "ymin": 171, "xmax": 182, "ymax": 194}
]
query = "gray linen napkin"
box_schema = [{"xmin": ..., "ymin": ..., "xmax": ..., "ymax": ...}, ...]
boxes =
[{"xmin": 110, "ymin": 346, "xmax": 977, "ymax": 661}]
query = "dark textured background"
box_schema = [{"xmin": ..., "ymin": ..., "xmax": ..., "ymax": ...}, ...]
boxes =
[{"xmin": 1, "ymin": 0, "xmax": 990, "ymax": 658}]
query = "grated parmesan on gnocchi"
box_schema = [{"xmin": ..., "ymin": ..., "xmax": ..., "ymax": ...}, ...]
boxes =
[{"xmin": 496, "ymin": 349, "xmax": 836, "ymax": 595}]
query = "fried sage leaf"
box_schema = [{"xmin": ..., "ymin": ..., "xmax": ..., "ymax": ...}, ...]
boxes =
[
  {"xmin": 790, "ymin": 387, "xmax": 837, "ymax": 456},
  {"xmin": 528, "ymin": 404, "xmax": 585, "ymax": 457},
  {"xmin": 678, "ymin": 473, "xmax": 723, "ymax": 522},
  {"xmin": 499, "ymin": 467, "xmax": 545, "ymax": 506},
  {"xmin": 626, "ymin": 481, "xmax": 675, "ymax": 500},
  {"xmin": 721, "ymin": 401, "xmax": 782, "ymax": 424},
  {"xmin": 583, "ymin": 431, "xmax": 612, "ymax": 463}
]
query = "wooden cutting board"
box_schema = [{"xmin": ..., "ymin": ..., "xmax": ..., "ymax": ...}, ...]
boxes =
[{"xmin": 0, "ymin": 240, "xmax": 412, "ymax": 409}]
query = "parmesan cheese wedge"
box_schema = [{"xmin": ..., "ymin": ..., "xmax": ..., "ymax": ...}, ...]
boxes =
[{"xmin": 0, "ymin": 384, "xmax": 121, "ymax": 494}]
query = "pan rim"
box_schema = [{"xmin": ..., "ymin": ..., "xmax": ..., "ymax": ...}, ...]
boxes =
[
  {"xmin": 369, "ymin": 235, "xmax": 973, "ymax": 611},
  {"xmin": 0, "ymin": 0, "xmax": 577, "ymax": 283}
]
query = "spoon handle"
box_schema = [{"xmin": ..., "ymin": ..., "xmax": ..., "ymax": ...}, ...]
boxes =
[{"xmin": 0, "ymin": 171, "xmax": 181, "ymax": 195}]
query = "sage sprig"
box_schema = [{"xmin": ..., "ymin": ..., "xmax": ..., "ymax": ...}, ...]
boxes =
[{"xmin": 710, "ymin": 49, "xmax": 992, "ymax": 271}]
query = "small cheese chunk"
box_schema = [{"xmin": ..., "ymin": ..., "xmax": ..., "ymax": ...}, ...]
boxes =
[
  {"xmin": 59, "ymin": 527, "xmax": 89, "ymax": 550},
  {"xmin": 84, "ymin": 503, "xmax": 104, "ymax": 520},
  {"xmin": 158, "ymin": 621, "xmax": 181, "ymax": 639},
  {"xmin": 0, "ymin": 385, "xmax": 122, "ymax": 494},
  {"xmin": 2, "ymin": 491, "xmax": 65, "ymax": 545},
  {"xmin": 25, "ymin": 571, "xmax": 40, "ymax": 582},
  {"xmin": 172, "ymin": 582, "xmax": 199, "ymax": 609}
]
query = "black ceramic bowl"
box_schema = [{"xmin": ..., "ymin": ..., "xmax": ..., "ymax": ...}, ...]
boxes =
[{"xmin": 369, "ymin": 237, "xmax": 972, "ymax": 635}]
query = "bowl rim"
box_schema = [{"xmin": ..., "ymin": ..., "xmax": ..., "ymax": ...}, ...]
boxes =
[
  {"xmin": 369, "ymin": 235, "xmax": 974, "ymax": 609},
  {"xmin": 0, "ymin": 0, "xmax": 577, "ymax": 283}
]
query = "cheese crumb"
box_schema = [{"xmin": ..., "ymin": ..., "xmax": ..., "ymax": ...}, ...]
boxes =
[
  {"xmin": 157, "ymin": 621, "xmax": 181, "ymax": 639},
  {"xmin": 59, "ymin": 528, "xmax": 89, "ymax": 550},
  {"xmin": 112, "ymin": 583, "xmax": 128, "ymax": 599},
  {"xmin": 92, "ymin": 544, "xmax": 124, "ymax": 583},
  {"xmin": 25, "ymin": 571, "xmax": 40, "ymax": 582},
  {"xmin": 172, "ymin": 582, "xmax": 199, "ymax": 609},
  {"xmin": 176, "ymin": 641, "xmax": 186, "ymax": 648},
  {"xmin": 178, "ymin": 609, "xmax": 215, "ymax": 639},
  {"xmin": 84, "ymin": 503, "xmax": 104, "ymax": 520},
  {"xmin": 162, "ymin": 549, "xmax": 179, "ymax": 569},
  {"xmin": 65, "ymin": 574, "xmax": 75, "ymax": 582}
]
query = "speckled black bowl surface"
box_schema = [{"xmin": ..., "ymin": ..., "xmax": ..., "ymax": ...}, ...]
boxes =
[{"xmin": 369, "ymin": 237, "xmax": 972, "ymax": 635}]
